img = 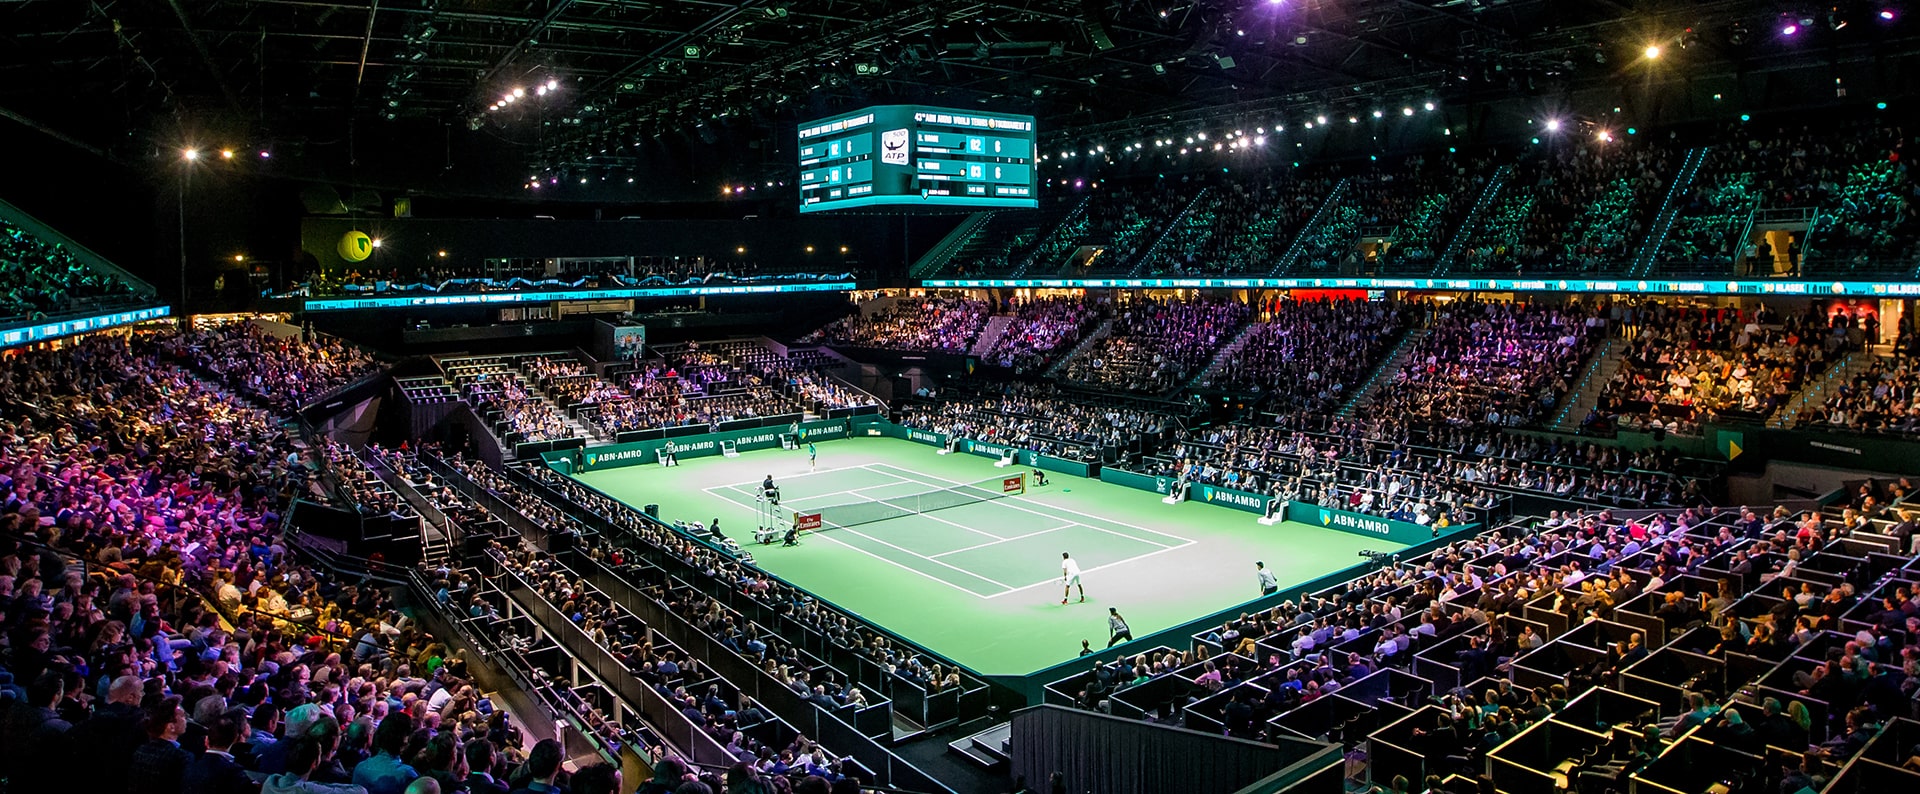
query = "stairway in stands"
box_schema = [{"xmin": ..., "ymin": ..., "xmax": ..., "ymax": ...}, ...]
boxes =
[
  {"xmin": 1629, "ymin": 146, "xmax": 1708, "ymax": 278},
  {"xmin": 512, "ymin": 355, "xmax": 598, "ymax": 443},
  {"xmin": 1550, "ymin": 338, "xmax": 1626, "ymax": 432},
  {"xmin": 1768, "ymin": 344, "xmax": 1886, "ymax": 428},
  {"xmin": 1432, "ymin": 165, "xmax": 1513, "ymax": 276},
  {"xmin": 1043, "ymin": 318, "xmax": 1115, "ymax": 379},
  {"xmin": 1184, "ymin": 322, "xmax": 1260, "ymax": 390},
  {"xmin": 1336, "ymin": 329, "xmax": 1426, "ymax": 417},
  {"xmin": 969, "ymin": 314, "xmax": 1015, "ymax": 358}
]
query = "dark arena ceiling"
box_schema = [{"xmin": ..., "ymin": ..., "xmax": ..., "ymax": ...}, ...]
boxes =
[{"xmin": 4, "ymin": 0, "xmax": 1919, "ymax": 203}]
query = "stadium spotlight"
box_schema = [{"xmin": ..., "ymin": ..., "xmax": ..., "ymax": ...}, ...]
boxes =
[
  {"xmin": 1197, "ymin": 132, "xmax": 1207, "ymax": 140},
  {"xmin": 1372, "ymin": 109, "xmax": 1384, "ymax": 118},
  {"xmin": 437, "ymin": 250, "xmax": 448, "ymax": 258},
  {"xmin": 234, "ymin": 254, "xmax": 245, "ymax": 262},
  {"xmin": 1782, "ymin": 23, "xmax": 1799, "ymax": 35},
  {"xmin": 1254, "ymin": 135, "xmax": 1266, "ymax": 146},
  {"xmin": 1645, "ymin": 44, "xmax": 1662, "ymax": 60},
  {"xmin": 512, "ymin": 87, "xmax": 525, "ymax": 97},
  {"xmin": 736, "ymin": 246, "xmax": 746, "ymax": 254},
  {"xmin": 1597, "ymin": 130, "xmax": 1613, "ymax": 142},
  {"xmin": 548, "ymin": 79, "xmax": 560, "ymax": 90},
  {"xmin": 536, "ymin": 86, "xmax": 548, "ymax": 96},
  {"xmin": 369, "ymin": 238, "xmax": 383, "ymax": 248},
  {"xmin": 1401, "ymin": 107, "xmax": 1414, "ymax": 116},
  {"xmin": 219, "ymin": 149, "xmax": 234, "ymax": 159},
  {"xmin": 840, "ymin": 245, "xmax": 849, "ymax": 253},
  {"xmin": 259, "ymin": 150, "xmax": 271, "ymax": 159},
  {"xmin": 181, "ymin": 148, "xmax": 200, "ymax": 161},
  {"xmin": 1545, "ymin": 118, "xmax": 1562, "ymax": 131},
  {"xmin": 1348, "ymin": 116, "xmax": 1358, "ymax": 124},
  {"xmin": 1882, "ymin": 9, "xmax": 1897, "ymax": 21},
  {"xmin": 806, "ymin": 245, "xmax": 815, "ymax": 253},
  {"xmin": 1424, "ymin": 101, "xmax": 1436, "ymax": 111},
  {"xmin": 1315, "ymin": 115, "xmax": 1327, "ymax": 124}
]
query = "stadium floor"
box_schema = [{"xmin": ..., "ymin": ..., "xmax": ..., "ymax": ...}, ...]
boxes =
[{"xmin": 571, "ymin": 437, "xmax": 1397, "ymax": 676}]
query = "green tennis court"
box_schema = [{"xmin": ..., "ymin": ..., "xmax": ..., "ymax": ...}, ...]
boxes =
[{"xmin": 571, "ymin": 437, "xmax": 1401, "ymax": 676}]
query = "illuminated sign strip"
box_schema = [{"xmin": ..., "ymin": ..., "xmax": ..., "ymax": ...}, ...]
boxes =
[
  {"xmin": 920, "ymin": 277, "xmax": 1920, "ymax": 297},
  {"xmin": 0, "ymin": 305, "xmax": 172, "ymax": 349},
  {"xmin": 303, "ymin": 282, "xmax": 857, "ymax": 311}
]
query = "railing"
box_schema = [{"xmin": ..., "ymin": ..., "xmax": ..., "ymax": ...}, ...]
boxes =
[
  {"xmin": 1630, "ymin": 146, "xmax": 1707, "ymax": 277},
  {"xmin": 1433, "ymin": 165, "xmax": 1512, "ymax": 276},
  {"xmin": 1271, "ymin": 178, "xmax": 1351, "ymax": 276}
]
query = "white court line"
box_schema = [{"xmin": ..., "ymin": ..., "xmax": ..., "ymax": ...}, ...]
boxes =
[
  {"xmin": 981, "ymin": 541, "xmax": 1198, "ymax": 600},
  {"xmin": 805, "ymin": 530, "xmax": 1007, "ymax": 599},
  {"xmin": 823, "ymin": 524, "xmax": 1018, "ymax": 590},
  {"xmin": 772, "ymin": 464, "xmax": 1005, "ymax": 542},
  {"xmin": 706, "ymin": 478, "xmax": 915, "ymax": 509},
  {"xmin": 706, "ymin": 463, "xmax": 914, "ymax": 493},
  {"xmin": 929, "ymin": 522, "xmax": 1079, "ymax": 558},
  {"xmin": 868, "ymin": 462, "xmax": 1191, "ymax": 548}
]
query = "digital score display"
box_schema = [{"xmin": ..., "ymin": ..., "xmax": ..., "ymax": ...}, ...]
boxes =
[{"xmin": 798, "ymin": 105, "xmax": 1037, "ymax": 212}]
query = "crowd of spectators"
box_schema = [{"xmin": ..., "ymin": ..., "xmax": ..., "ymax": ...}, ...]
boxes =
[
  {"xmin": 1658, "ymin": 151, "xmax": 1762, "ymax": 274},
  {"xmin": 710, "ymin": 342, "xmax": 878, "ymax": 413},
  {"xmin": 1458, "ymin": 139, "xmax": 1674, "ymax": 273},
  {"xmin": 520, "ymin": 356, "xmax": 624, "ymax": 410},
  {"xmin": 982, "ymin": 295, "xmax": 1104, "ymax": 373},
  {"xmin": 462, "ymin": 374, "xmax": 577, "ymax": 443},
  {"xmin": 939, "ymin": 200, "xmax": 1073, "ymax": 276},
  {"xmin": 898, "ymin": 382, "xmax": 1175, "ymax": 462},
  {"xmin": 1071, "ymin": 181, "xmax": 1208, "ymax": 274},
  {"xmin": 1351, "ymin": 154, "xmax": 1486, "ymax": 272},
  {"xmin": 1593, "ymin": 304, "xmax": 1838, "ymax": 434},
  {"xmin": 1060, "ymin": 295, "xmax": 1252, "ymax": 393},
  {"xmin": 1369, "ymin": 299, "xmax": 1601, "ymax": 427},
  {"xmin": 1133, "ymin": 172, "xmax": 1336, "ymax": 276},
  {"xmin": 1812, "ymin": 342, "xmax": 1920, "ymax": 435},
  {"xmin": 0, "ymin": 216, "xmax": 143, "ymax": 325},
  {"xmin": 1066, "ymin": 498, "xmax": 1920, "ymax": 790},
  {"xmin": 161, "ymin": 321, "xmax": 383, "ymax": 413},
  {"xmin": 1157, "ymin": 411, "xmax": 1712, "ymax": 510},
  {"xmin": 0, "ymin": 331, "xmax": 645, "ymax": 794},
  {"xmin": 1202, "ymin": 297, "xmax": 1413, "ymax": 412},
  {"xmin": 801, "ymin": 297, "xmax": 987, "ymax": 353}
]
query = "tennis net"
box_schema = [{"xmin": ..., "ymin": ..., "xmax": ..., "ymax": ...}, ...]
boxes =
[{"xmin": 793, "ymin": 473, "xmax": 1025, "ymax": 533}]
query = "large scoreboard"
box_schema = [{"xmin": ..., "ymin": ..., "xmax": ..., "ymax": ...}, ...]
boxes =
[{"xmin": 797, "ymin": 105, "xmax": 1037, "ymax": 212}]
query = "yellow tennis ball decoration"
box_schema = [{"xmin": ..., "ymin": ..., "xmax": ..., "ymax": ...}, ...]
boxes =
[{"xmin": 337, "ymin": 230, "xmax": 373, "ymax": 263}]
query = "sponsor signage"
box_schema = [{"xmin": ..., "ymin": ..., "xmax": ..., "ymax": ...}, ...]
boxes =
[
  {"xmin": 1199, "ymin": 485, "xmax": 1270, "ymax": 514},
  {"xmin": 560, "ymin": 418, "xmax": 866, "ymax": 473},
  {"xmin": 1283, "ymin": 500, "xmax": 1455, "ymax": 545},
  {"xmin": 793, "ymin": 513, "xmax": 823, "ymax": 532},
  {"xmin": 963, "ymin": 439, "xmax": 1018, "ymax": 461},
  {"xmin": 305, "ymin": 282, "xmax": 854, "ymax": 311},
  {"xmin": 1, "ymin": 305, "xmax": 171, "ymax": 349},
  {"xmin": 919, "ymin": 277, "xmax": 1920, "ymax": 297}
]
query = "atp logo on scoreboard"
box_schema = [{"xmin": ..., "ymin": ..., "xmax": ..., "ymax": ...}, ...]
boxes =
[{"xmin": 879, "ymin": 128, "xmax": 911, "ymax": 165}]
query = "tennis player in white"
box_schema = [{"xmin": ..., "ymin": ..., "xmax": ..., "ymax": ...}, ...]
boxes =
[{"xmin": 1061, "ymin": 552, "xmax": 1085, "ymax": 604}]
